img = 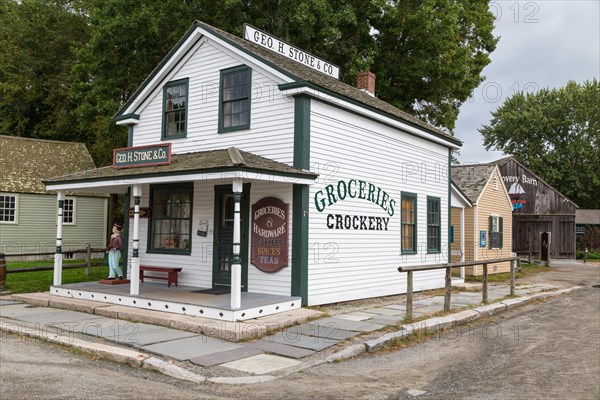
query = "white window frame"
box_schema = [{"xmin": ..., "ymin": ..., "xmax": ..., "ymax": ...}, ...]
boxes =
[
  {"xmin": 0, "ymin": 193, "xmax": 18, "ymax": 224},
  {"xmin": 491, "ymin": 215, "xmax": 499, "ymax": 232},
  {"xmin": 490, "ymin": 214, "xmax": 500, "ymax": 249},
  {"xmin": 62, "ymin": 197, "xmax": 77, "ymax": 225}
]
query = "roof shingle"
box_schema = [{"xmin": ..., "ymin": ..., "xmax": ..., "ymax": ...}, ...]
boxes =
[
  {"xmin": 451, "ymin": 163, "xmax": 497, "ymax": 203},
  {"xmin": 0, "ymin": 136, "xmax": 97, "ymax": 194},
  {"xmin": 576, "ymin": 209, "xmax": 600, "ymax": 225},
  {"xmin": 44, "ymin": 147, "xmax": 317, "ymax": 185}
]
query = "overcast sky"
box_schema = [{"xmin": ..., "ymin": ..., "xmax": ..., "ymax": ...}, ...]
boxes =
[{"xmin": 455, "ymin": 0, "xmax": 600, "ymax": 163}]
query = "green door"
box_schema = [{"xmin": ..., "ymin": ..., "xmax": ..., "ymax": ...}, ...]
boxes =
[{"xmin": 212, "ymin": 184, "xmax": 250, "ymax": 289}]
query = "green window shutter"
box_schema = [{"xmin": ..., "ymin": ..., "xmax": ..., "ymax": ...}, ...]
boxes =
[
  {"xmin": 499, "ymin": 216, "xmax": 504, "ymax": 248},
  {"xmin": 489, "ymin": 216, "xmax": 493, "ymax": 249}
]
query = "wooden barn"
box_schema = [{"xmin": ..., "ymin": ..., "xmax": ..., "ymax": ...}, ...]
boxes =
[{"xmin": 494, "ymin": 157, "xmax": 577, "ymax": 259}]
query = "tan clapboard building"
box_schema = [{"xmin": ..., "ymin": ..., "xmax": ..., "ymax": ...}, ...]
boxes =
[{"xmin": 450, "ymin": 163, "xmax": 513, "ymax": 275}]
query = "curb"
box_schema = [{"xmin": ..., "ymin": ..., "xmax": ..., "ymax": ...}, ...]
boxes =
[
  {"xmin": 143, "ymin": 357, "xmax": 207, "ymax": 383},
  {"xmin": 0, "ymin": 317, "xmax": 210, "ymax": 383},
  {"xmin": 0, "ymin": 319, "xmax": 148, "ymax": 367},
  {"xmin": 207, "ymin": 376, "xmax": 277, "ymax": 384},
  {"xmin": 361, "ymin": 286, "xmax": 582, "ymax": 354},
  {"xmin": 1, "ymin": 286, "xmax": 583, "ymax": 384}
]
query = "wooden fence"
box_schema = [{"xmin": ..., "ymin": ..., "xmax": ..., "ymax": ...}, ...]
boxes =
[
  {"xmin": 0, "ymin": 245, "xmax": 106, "ymax": 276},
  {"xmin": 397, "ymin": 257, "xmax": 520, "ymax": 320}
]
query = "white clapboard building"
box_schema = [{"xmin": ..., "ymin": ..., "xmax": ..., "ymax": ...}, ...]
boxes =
[{"xmin": 44, "ymin": 21, "xmax": 461, "ymax": 320}]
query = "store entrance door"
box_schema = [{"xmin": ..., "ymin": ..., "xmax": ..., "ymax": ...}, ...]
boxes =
[{"xmin": 212, "ymin": 184, "xmax": 249, "ymax": 289}]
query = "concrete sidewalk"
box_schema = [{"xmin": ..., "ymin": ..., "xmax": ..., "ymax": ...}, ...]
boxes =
[{"xmin": 0, "ymin": 282, "xmax": 578, "ymax": 384}]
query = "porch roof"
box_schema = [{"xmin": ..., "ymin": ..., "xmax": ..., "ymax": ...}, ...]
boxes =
[{"xmin": 44, "ymin": 147, "xmax": 317, "ymax": 191}]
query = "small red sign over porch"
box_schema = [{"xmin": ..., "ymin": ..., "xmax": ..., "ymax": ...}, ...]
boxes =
[
  {"xmin": 113, "ymin": 143, "xmax": 172, "ymax": 169},
  {"xmin": 251, "ymin": 197, "xmax": 289, "ymax": 273}
]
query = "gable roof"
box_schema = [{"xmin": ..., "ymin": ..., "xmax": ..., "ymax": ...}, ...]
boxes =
[
  {"xmin": 576, "ymin": 209, "xmax": 600, "ymax": 225},
  {"xmin": 44, "ymin": 147, "xmax": 317, "ymax": 186},
  {"xmin": 0, "ymin": 136, "xmax": 97, "ymax": 194},
  {"xmin": 493, "ymin": 156, "xmax": 578, "ymax": 208},
  {"xmin": 451, "ymin": 181, "xmax": 473, "ymax": 207},
  {"xmin": 115, "ymin": 21, "xmax": 461, "ymax": 148},
  {"xmin": 451, "ymin": 163, "xmax": 498, "ymax": 204}
]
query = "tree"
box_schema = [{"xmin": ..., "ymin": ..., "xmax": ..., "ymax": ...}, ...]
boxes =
[
  {"xmin": 72, "ymin": 0, "xmax": 497, "ymax": 165},
  {"xmin": 372, "ymin": 0, "xmax": 497, "ymax": 130},
  {"xmin": 0, "ymin": 0, "xmax": 90, "ymax": 141},
  {"xmin": 480, "ymin": 79, "xmax": 600, "ymax": 208}
]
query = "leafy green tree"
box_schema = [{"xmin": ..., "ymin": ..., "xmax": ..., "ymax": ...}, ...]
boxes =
[
  {"xmin": 480, "ymin": 79, "xmax": 600, "ymax": 208},
  {"xmin": 372, "ymin": 0, "xmax": 497, "ymax": 130},
  {"xmin": 0, "ymin": 0, "xmax": 90, "ymax": 141},
  {"xmin": 1, "ymin": 1, "xmax": 498, "ymax": 164},
  {"xmin": 72, "ymin": 0, "xmax": 497, "ymax": 165}
]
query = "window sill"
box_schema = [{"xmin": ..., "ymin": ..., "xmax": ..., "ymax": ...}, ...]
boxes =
[
  {"xmin": 146, "ymin": 249, "xmax": 191, "ymax": 256},
  {"xmin": 401, "ymin": 250, "xmax": 417, "ymax": 255},
  {"xmin": 218, "ymin": 125, "xmax": 250, "ymax": 134},
  {"xmin": 427, "ymin": 250, "xmax": 441, "ymax": 255},
  {"xmin": 161, "ymin": 133, "xmax": 187, "ymax": 140}
]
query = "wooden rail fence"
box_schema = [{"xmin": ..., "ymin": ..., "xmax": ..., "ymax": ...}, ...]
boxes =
[
  {"xmin": 397, "ymin": 257, "xmax": 520, "ymax": 320},
  {"xmin": 0, "ymin": 244, "xmax": 106, "ymax": 281}
]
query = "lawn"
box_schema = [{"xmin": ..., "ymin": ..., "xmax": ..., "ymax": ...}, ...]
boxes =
[
  {"xmin": 461, "ymin": 262, "xmax": 548, "ymax": 283},
  {"xmin": 4, "ymin": 258, "xmax": 109, "ymax": 294}
]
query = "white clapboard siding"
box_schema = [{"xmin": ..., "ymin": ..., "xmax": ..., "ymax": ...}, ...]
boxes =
[
  {"xmin": 127, "ymin": 183, "xmax": 214, "ymax": 288},
  {"xmin": 127, "ymin": 181, "xmax": 293, "ymax": 294},
  {"xmin": 246, "ymin": 181, "xmax": 293, "ymax": 296},
  {"xmin": 307, "ymin": 101, "xmax": 449, "ymax": 305},
  {"xmin": 132, "ymin": 39, "xmax": 295, "ymax": 164}
]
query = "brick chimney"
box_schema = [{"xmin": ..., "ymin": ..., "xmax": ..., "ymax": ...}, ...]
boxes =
[{"xmin": 356, "ymin": 71, "xmax": 376, "ymax": 97}]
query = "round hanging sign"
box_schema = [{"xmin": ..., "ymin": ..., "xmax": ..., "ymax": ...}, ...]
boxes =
[{"xmin": 251, "ymin": 197, "xmax": 289, "ymax": 273}]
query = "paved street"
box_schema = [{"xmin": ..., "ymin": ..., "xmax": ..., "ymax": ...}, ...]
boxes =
[{"xmin": 1, "ymin": 264, "xmax": 598, "ymax": 400}]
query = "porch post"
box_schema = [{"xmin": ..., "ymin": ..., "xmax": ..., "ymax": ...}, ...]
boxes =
[
  {"xmin": 460, "ymin": 206, "xmax": 465, "ymax": 279},
  {"xmin": 53, "ymin": 191, "xmax": 65, "ymax": 286},
  {"xmin": 231, "ymin": 179, "xmax": 243, "ymax": 309},
  {"xmin": 130, "ymin": 184, "xmax": 142, "ymax": 296}
]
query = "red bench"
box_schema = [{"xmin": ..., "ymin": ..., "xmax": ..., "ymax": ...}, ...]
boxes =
[{"xmin": 139, "ymin": 266, "xmax": 182, "ymax": 287}]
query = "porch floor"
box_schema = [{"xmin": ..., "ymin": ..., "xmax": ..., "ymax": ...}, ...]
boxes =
[{"xmin": 50, "ymin": 282, "xmax": 301, "ymax": 322}]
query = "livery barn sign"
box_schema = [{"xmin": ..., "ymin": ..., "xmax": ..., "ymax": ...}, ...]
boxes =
[
  {"xmin": 251, "ymin": 197, "xmax": 289, "ymax": 273},
  {"xmin": 113, "ymin": 143, "xmax": 172, "ymax": 169}
]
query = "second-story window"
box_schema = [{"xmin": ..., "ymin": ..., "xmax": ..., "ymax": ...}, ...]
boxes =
[
  {"xmin": 162, "ymin": 78, "xmax": 188, "ymax": 139},
  {"xmin": 219, "ymin": 66, "xmax": 251, "ymax": 132}
]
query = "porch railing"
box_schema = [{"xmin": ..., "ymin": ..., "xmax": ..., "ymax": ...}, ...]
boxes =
[{"xmin": 397, "ymin": 257, "xmax": 520, "ymax": 320}]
